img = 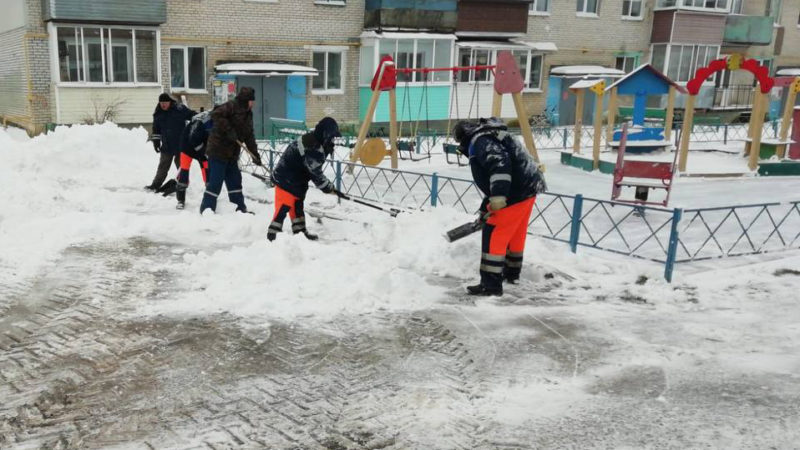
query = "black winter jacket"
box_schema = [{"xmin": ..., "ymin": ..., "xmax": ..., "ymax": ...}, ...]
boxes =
[
  {"xmin": 152, "ymin": 102, "xmax": 196, "ymax": 155},
  {"xmin": 179, "ymin": 111, "xmax": 212, "ymax": 161},
  {"xmin": 271, "ymin": 133, "xmax": 334, "ymax": 200},
  {"xmin": 206, "ymin": 98, "xmax": 257, "ymax": 162},
  {"xmin": 458, "ymin": 119, "xmax": 546, "ymax": 207}
]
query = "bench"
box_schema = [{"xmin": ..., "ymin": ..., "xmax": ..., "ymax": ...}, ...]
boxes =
[
  {"xmin": 611, "ymin": 124, "xmax": 678, "ymax": 207},
  {"xmin": 270, "ymin": 117, "xmax": 307, "ymax": 140}
]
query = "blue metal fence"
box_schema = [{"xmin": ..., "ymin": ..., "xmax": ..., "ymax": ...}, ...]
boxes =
[{"xmin": 243, "ymin": 145, "xmax": 800, "ymax": 282}]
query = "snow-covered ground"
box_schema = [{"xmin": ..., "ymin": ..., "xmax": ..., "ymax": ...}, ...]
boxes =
[{"xmin": 1, "ymin": 124, "xmax": 799, "ymax": 448}]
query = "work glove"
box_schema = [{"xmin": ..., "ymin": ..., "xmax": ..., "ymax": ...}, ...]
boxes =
[
  {"xmin": 488, "ymin": 196, "xmax": 507, "ymax": 212},
  {"xmin": 321, "ymin": 184, "xmax": 335, "ymax": 194},
  {"xmin": 152, "ymin": 139, "xmax": 161, "ymax": 153}
]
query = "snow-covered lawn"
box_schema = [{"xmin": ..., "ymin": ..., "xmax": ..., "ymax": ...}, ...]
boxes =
[{"xmin": 1, "ymin": 124, "xmax": 799, "ymax": 447}]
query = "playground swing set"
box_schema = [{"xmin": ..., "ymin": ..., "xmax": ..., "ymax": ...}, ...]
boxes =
[{"xmin": 350, "ymin": 51, "xmax": 542, "ymax": 170}]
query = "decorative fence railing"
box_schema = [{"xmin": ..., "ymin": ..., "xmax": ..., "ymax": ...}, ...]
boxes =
[{"xmin": 243, "ymin": 145, "xmax": 800, "ymax": 282}]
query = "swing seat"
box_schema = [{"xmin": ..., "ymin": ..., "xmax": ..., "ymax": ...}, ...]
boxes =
[
  {"xmin": 443, "ymin": 143, "xmax": 467, "ymax": 166},
  {"xmin": 397, "ymin": 136, "xmax": 432, "ymax": 161},
  {"xmin": 611, "ymin": 126, "xmax": 678, "ymax": 207}
]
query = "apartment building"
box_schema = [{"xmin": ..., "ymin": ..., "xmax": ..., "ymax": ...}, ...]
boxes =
[{"xmin": 1, "ymin": 0, "xmax": 797, "ymax": 135}]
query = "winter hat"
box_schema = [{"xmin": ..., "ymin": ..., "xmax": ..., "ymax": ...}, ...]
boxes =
[
  {"xmin": 235, "ymin": 87, "xmax": 256, "ymax": 103},
  {"xmin": 313, "ymin": 117, "xmax": 341, "ymax": 143},
  {"xmin": 158, "ymin": 93, "xmax": 173, "ymax": 103}
]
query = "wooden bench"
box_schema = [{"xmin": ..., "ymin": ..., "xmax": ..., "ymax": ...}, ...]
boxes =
[{"xmin": 611, "ymin": 124, "xmax": 678, "ymax": 207}]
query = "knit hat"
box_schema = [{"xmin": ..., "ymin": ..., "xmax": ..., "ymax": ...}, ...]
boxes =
[
  {"xmin": 313, "ymin": 117, "xmax": 341, "ymax": 143},
  {"xmin": 158, "ymin": 93, "xmax": 173, "ymax": 103},
  {"xmin": 235, "ymin": 87, "xmax": 256, "ymax": 103}
]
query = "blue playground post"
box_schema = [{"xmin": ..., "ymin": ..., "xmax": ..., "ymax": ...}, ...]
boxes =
[{"xmin": 569, "ymin": 194, "xmax": 584, "ymax": 253}]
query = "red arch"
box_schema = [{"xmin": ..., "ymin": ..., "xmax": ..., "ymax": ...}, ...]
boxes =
[{"xmin": 686, "ymin": 57, "xmax": 774, "ymax": 95}]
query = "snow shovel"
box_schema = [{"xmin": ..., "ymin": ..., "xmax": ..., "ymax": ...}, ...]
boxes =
[
  {"xmin": 445, "ymin": 219, "xmax": 484, "ymax": 242},
  {"xmin": 335, "ymin": 191, "xmax": 401, "ymax": 217}
]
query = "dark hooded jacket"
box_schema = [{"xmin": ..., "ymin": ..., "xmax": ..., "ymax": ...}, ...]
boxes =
[
  {"xmin": 457, "ymin": 118, "xmax": 547, "ymax": 207},
  {"xmin": 271, "ymin": 134, "xmax": 335, "ymax": 199},
  {"xmin": 152, "ymin": 98, "xmax": 196, "ymax": 155},
  {"xmin": 206, "ymin": 88, "xmax": 258, "ymax": 162},
  {"xmin": 179, "ymin": 110, "xmax": 212, "ymax": 161}
]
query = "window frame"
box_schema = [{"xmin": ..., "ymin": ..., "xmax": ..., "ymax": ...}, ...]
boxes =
[
  {"xmin": 364, "ymin": 37, "xmax": 455, "ymax": 87},
  {"xmin": 650, "ymin": 43, "xmax": 720, "ymax": 83},
  {"xmin": 311, "ymin": 48, "xmax": 346, "ymax": 95},
  {"xmin": 615, "ymin": 54, "xmax": 640, "ymax": 72},
  {"xmin": 529, "ymin": 0, "xmax": 551, "ymax": 16},
  {"xmin": 655, "ymin": 0, "xmax": 730, "ymax": 12},
  {"xmin": 621, "ymin": 0, "xmax": 644, "ymax": 19},
  {"xmin": 169, "ymin": 46, "xmax": 207, "ymax": 93},
  {"xmin": 49, "ymin": 23, "xmax": 161, "ymax": 87},
  {"xmin": 576, "ymin": 0, "xmax": 600, "ymax": 17},
  {"xmin": 456, "ymin": 46, "xmax": 545, "ymax": 92}
]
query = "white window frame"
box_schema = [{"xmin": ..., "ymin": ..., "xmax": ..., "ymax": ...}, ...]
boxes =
[
  {"xmin": 365, "ymin": 37, "xmax": 454, "ymax": 87},
  {"xmin": 314, "ymin": 0, "xmax": 346, "ymax": 5},
  {"xmin": 310, "ymin": 48, "xmax": 346, "ymax": 95},
  {"xmin": 765, "ymin": 0, "xmax": 782, "ymax": 25},
  {"xmin": 655, "ymin": 0, "xmax": 730, "ymax": 12},
  {"xmin": 730, "ymin": 0, "xmax": 744, "ymax": 14},
  {"xmin": 49, "ymin": 22, "xmax": 161, "ymax": 87},
  {"xmin": 169, "ymin": 46, "xmax": 207, "ymax": 94},
  {"xmin": 651, "ymin": 43, "xmax": 720, "ymax": 83},
  {"xmin": 621, "ymin": 0, "xmax": 644, "ymax": 19},
  {"xmin": 456, "ymin": 46, "xmax": 544, "ymax": 92},
  {"xmin": 529, "ymin": 0, "xmax": 551, "ymax": 16},
  {"xmin": 615, "ymin": 54, "xmax": 639, "ymax": 72},
  {"xmin": 577, "ymin": 0, "xmax": 600, "ymax": 17}
]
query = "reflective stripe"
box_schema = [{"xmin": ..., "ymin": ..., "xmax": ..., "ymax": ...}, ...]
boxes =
[
  {"xmin": 506, "ymin": 251, "xmax": 524, "ymax": 258},
  {"xmin": 269, "ymin": 221, "xmax": 283, "ymax": 232},
  {"xmin": 292, "ymin": 217, "xmax": 306, "ymax": 224},
  {"xmin": 151, "ymin": 134, "xmax": 161, "ymax": 139},
  {"xmin": 204, "ymin": 190, "xmax": 219, "ymax": 198},
  {"xmin": 176, "ymin": 181, "xmax": 189, "ymax": 188},
  {"xmin": 505, "ymin": 260, "xmax": 522, "ymax": 268},
  {"xmin": 490, "ymin": 173, "xmax": 512, "ymax": 184},
  {"xmin": 292, "ymin": 224, "xmax": 306, "ymax": 232},
  {"xmin": 482, "ymin": 253, "xmax": 506, "ymax": 262},
  {"xmin": 194, "ymin": 143, "xmax": 204, "ymax": 151},
  {"xmin": 480, "ymin": 264, "xmax": 504, "ymax": 274},
  {"xmin": 228, "ymin": 189, "xmax": 242, "ymax": 194},
  {"xmin": 297, "ymin": 137, "xmax": 305, "ymax": 156}
]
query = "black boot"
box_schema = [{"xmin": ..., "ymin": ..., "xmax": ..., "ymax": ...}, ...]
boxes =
[
  {"xmin": 144, "ymin": 184, "xmax": 158, "ymax": 192},
  {"xmin": 466, "ymin": 283, "xmax": 503, "ymax": 296},
  {"xmin": 302, "ymin": 231, "xmax": 318, "ymax": 241}
]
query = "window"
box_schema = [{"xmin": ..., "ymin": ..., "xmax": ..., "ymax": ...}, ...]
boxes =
[
  {"xmin": 459, "ymin": 47, "xmax": 544, "ymax": 90},
  {"xmin": 54, "ymin": 25, "xmax": 159, "ymax": 84},
  {"xmin": 622, "ymin": 0, "xmax": 643, "ymax": 17},
  {"xmin": 656, "ymin": 44, "xmax": 718, "ymax": 82},
  {"xmin": 314, "ymin": 0, "xmax": 345, "ymax": 4},
  {"xmin": 170, "ymin": 47, "xmax": 206, "ymax": 91},
  {"xmin": 529, "ymin": 0, "xmax": 550, "ymax": 14},
  {"xmin": 615, "ymin": 55, "xmax": 639, "ymax": 72},
  {"xmin": 368, "ymin": 38, "xmax": 453, "ymax": 85},
  {"xmin": 577, "ymin": 0, "xmax": 599, "ymax": 15},
  {"xmin": 766, "ymin": 0, "xmax": 782, "ymax": 24},
  {"xmin": 657, "ymin": 0, "xmax": 728, "ymax": 10},
  {"xmin": 312, "ymin": 50, "xmax": 343, "ymax": 93},
  {"xmin": 730, "ymin": 0, "xmax": 743, "ymax": 14}
]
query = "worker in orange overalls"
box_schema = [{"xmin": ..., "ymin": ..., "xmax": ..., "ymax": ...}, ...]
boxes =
[
  {"xmin": 170, "ymin": 110, "xmax": 212, "ymax": 209},
  {"xmin": 268, "ymin": 117, "xmax": 342, "ymax": 241},
  {"xmin": 454, "ymin": 117, "xmax": 547, "ymax": 296}
]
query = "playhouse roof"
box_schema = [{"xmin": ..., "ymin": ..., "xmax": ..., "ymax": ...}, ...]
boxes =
[
  {"xmin": 215, "ymin": 63, "xmax": 318, "ymax": 77},
  {"xmin": 606, "ymin": 64, "xmax": 687, "ymax": 93},
  {"xmin": 568, "ymin": 79, "xmax": 604, "ymax": 90},
  {"xmin": 776, "ymin": 68, "xmax": 800, "ymax": 76},
  {"xmin": 550, "ymin": 66, "xmax": 625, "ymax": 77}
]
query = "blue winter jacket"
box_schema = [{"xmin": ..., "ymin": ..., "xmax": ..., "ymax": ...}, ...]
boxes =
[
  {"xmin": 179, "ymin": 111, "xmax": 212, "ymax": 161},
  {"xmin": 152, "ymin": 101, "xmax": 196, "ymax": 155},
  {"xmin": 271, "ymin": 133, "xmax": 335, "ymax": 199},
  {"xmin": 458, "ymin": 119, "xmax": 547, "ymax": 207}
]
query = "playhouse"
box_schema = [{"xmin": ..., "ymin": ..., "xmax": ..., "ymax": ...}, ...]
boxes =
[{"xmin": 605, "ymin": 64, "xmax": 685, "ymax": 154}]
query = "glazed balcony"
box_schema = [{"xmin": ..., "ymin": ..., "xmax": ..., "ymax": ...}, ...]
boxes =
[{"xmin": 723, "ymin": 15, "xmax": 774, "ymax": 46}]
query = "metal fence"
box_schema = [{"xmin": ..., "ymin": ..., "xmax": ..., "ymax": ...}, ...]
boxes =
[{"xmin": 243, "ymin": 145, "xmax": 800, "ymax": 282}]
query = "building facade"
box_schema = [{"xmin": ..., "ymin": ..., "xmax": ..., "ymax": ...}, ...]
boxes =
[{"xmin": 1, "ymin": 0, "xmax": 797, "ymax": 135}]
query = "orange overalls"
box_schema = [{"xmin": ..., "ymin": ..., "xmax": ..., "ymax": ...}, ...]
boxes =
[
  {"xmin": 176, "ymin": 152, "xmax": 209, "ymax": 204},
  {"xmin": 480, "ymin": 196, "xmax": 536, "ymax": 289},
  {"xmin": 267, "ymin": 186, "xmax": 308, "ymax": 239}
]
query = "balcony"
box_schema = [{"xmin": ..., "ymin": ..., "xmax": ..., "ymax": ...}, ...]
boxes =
[
  {"xmin": 723, "ymin": 15, "xmax": 774, "ymax": 46},
  {"xmin": 42, "ymin": 0, "xmax": 166, "ymax": 25},
  {"xmin": 713, "ymin": 85, "xmax": 754, "ymax": 109},
  {"xmin": 364, "ymin": 0, "xmax": 458, "ymax": 32}
]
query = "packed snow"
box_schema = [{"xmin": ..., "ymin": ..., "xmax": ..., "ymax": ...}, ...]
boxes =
[{"xmin": 1, "ymin": 123, "xmax": 799, "ymax": 448}]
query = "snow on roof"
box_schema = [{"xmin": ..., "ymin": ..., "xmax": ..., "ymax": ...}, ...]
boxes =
[
  {"xmin": 360, "ymin": 31, "xmax": 457, "ymax": 41},
  {"xmin": 569, "ymin": 79, "xmax": 604, "ymax": 90},
  {"xmin": 509, "ymin": 40, "xmax": 558, "ymax": 52},
  {"xmin": 550, "ymin": 65, "xmax": 625, "ymax": 77},
  {"xmin": 606, "ymin": 64, "xmax": 687, "ymax": 93},
  {"xmin": 215, "ymin": 63, "xmax": 318, "ymax": 76},
  {"xmin": 776, "ymin": 68, "xmax": 800, "ymax": 76},
  {"xmin": 456, "ymin": 41, "xmax": 531, "ymax": 50}
]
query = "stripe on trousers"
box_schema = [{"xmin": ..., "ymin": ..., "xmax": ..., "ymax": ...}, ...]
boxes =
[
  {"xmin": 228, "ymin": 189, "xmax": 242, "ymax": 194},
  {"xmin": 269, "ymin": 221, "xmax": 283, "ymax": 233},
  {"xmin": 204, "ymin": 190, "xmax": 219, "ymax": 198},
  {"xmin": 505, "ymin": 260, "xmax": 522, "ymax": 268},
  {"xmin": 482, "ymin": 253, "xmax": 506, "ymax": 262},
  {"xmin": 480, "ymin": 264, "xmax": 504, "ymax": 274}
]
